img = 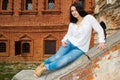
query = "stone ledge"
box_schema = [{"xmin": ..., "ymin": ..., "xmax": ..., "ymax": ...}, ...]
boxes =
[
  {"xmin": 86, "ymin": 30, "xmax": 120, "ymax": 59},
  {"xmin": 39, "ymin": 55, "xmax": 89, "ymax": 80},
  {"xmin": 12, "ymin": 70, "xmax": 38, "ymax": 80},
  {"xmin": 12, "ymin": 30, "xmax": 120, "ymax": 80},
  {"xmin": 12, "ymin": 55, "xmax": 89, "ymax": 80}
]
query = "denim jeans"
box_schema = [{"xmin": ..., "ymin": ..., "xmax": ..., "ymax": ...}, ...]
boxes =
[{"xmin": 44, "ymin": 40, "xmax": 84, "ymax": 70}]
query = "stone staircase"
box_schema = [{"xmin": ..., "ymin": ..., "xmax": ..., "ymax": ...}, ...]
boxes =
[{"xmin": 12, "ymin": 30, "xmax": 120, "ymax": 80}]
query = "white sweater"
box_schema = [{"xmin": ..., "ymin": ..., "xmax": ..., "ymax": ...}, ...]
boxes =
[{"xmin": 61, "ymin": 15, "xmax": 105, "ymax": 52}]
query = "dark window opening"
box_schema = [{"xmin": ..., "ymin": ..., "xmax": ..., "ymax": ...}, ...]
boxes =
[
  {"xmin": 22, "ymin": 43, "xmax": 30, "ymax": 53},
  {"xmin": 26, "ymin": 0, "xmax": 32, "ymax": 10},
  {"xmin": 2, "ymin": 0, "xmax": 8, "ymax": 10},
  {"xmin": 100, "ymin": 21, "xmax": 107, "ymax": 39},
  {"xmin": 15, "ymin": 41, "xmax": 21, "ymax": 55},
  {"xmin": 48, "ymin": 0, "xmax": 55, "ymax": 9},
  {"xmin": 0, "ymin": 42, "xmax": 6, "ymax": 52},
  {"xmin": 44, "ymin": 40, "xmax": 56, "ymax": 54},
  {"xmin": 79, "ymin": 0, "xmax": 85, "ymax": 8},
  {"xmin": 15, "ymin": 41, "xmax": 30, "ymax": 55}
]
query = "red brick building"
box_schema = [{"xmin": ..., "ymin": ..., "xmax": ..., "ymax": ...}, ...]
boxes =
[{"xmin": 0, "ymin": 0, "xmax": 94, "ymax": 62}]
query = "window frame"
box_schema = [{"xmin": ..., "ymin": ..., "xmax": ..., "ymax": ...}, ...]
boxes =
[
  {"xmin": 42, "ymin": 0, "xmax": 61, "ymax": 14},
  {"xmin": 20, "ymin": 0, "xmax": 38, "ymax": 15},
  {"xmin": 0, "ymin": 40, "xmax": 9, "ymax": 57},
  {"xmin": 0, "ymin": 42, "xmax": 6, "ymax": 52},
  {"xmin": 15, "ymin": 34, "xmax": 33, "ymax": 57},
  {"xmin": 20, "ymin": 40, "xmax": 33, "ymax": 56},
  {"xmin": 2, "ymin": 0, "xmax": 8, "ymax": 10},
  {"xmin": 0, "ymin": 0, "xmax": 13, "ymax": 15},
  {"xmin": 26, "ymin": 0, "xmax": 32, "ymax": 10},
  {"xmin": 43, "ymin": 34, "xmax": 58, "ymax": 58},
  {"xmin": 48, "ymin": 0, "xmax": 55, "ymax": 10},
  {"xmin": 15, "ymin": 40, "xmax": 33, "ymax": 57},
  {"xmin": 44, "ymin": 40, "xmax": 56, "ymax": 55},
  {"xmin": 22, "ymin": 42, "xmax": 30, "ymax": 53}
]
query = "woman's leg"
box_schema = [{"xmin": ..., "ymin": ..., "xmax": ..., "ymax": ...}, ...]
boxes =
[
  {"xmin": 34, "ymin": 41, "xmax": 72, "ymax": 77},
  {"xmin": 45, "ymin": 48, "xmax": 84, "ymax": 70},
  {"xmin": 44, "ymin": 40, "xmax": 71, "ymax": 65}
]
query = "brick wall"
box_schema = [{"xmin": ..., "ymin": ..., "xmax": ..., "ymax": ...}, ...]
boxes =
[{"xmin": 0, "ymin": 0, "xmax": 94, "ymax": 62}]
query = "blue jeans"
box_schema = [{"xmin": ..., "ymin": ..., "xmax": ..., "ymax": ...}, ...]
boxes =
[{"xmin": 44, "ymin": 40, "xmax": 84, "ymax": 70}]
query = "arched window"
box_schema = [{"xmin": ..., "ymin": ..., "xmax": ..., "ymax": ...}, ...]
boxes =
[
  {"xmin": 22, "ymin": 43, "xmax": 30, "ymax": 53},
  {"xmin": 26, "ymin": 0, "xmax": 32, "ymax": 10},
  {"xmin": 2, "ymin": 0, "xmax": 8, "ymax": 10},
  {"xmin": 100, "ymin": 21, "xmax": 107, "ymax": 39},
  {"xmin": 0, "ymin": 42, "xmax": 6, "ymax": 52},
  {"xmin": 48, "ymin": 0, "xmax": 55, "ymax": 9}
]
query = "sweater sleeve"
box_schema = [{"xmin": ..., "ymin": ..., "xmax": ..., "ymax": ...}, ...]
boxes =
[
  {"xmin": 61, "ymin": 23, "xmax": 72, "ymax": 42},
  {"xmin": 89, "ymin": 15, "xmax": 105, "ymax": 43}
]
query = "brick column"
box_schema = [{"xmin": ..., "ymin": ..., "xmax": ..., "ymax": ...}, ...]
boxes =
[
  {"xmin": 13, "ymin": 0, "xmax": 20, "ymax": 16},
  {"xmin": 37, "ymin": 0, "xmax": 42, "ymax": 16},
  {"xmin": 9, "ymin": 0, "xmax": 12, "ymax": 10}
]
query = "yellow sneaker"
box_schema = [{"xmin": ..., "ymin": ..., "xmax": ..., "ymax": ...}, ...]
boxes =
[
  {"xmin": 34, "ymin": 66, "xmax": 46, "ymax": 77},
  {"xmin": 34, "ymin": 62, "xmax": 44, "ymax": 73}
]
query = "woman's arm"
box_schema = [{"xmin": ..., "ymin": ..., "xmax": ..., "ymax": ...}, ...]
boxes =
[
  {"xmin": 61, "ymin": 23, "xmax": 72, "ymax": 47},
  {"xmin": 89, "ymin": 15, "xmax": 106, "ymax": 50}
]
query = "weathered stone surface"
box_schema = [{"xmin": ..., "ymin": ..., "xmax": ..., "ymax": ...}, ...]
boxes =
[
  {"xmin": 93, "ymin": 49, "xmax": 120, "ymax": 80},
  {"xmin": 95, "ymin": 0, "xmax": 120, "ymax": 37},
  {"xmin": 12, "ymin": 70, "xmax": 38, "ymax": 80},
  {"xmin": 12, "ymin": 31, "xmax": 120, "ymax": 80},
  {"xmin": 86, "ymin": 30, "xmax": 120, "ymax": 59},
  {"xmin": 12, "ymin": 55, "xmax": 89, "ymax": 80}
]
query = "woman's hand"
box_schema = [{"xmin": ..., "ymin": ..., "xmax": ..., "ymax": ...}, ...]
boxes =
[
  {"xmin": 62, "ymin": 41, "xmax": 67, "ymax": 47},
  {"xmin": 97, "ymin": 42, "xmax": 106, "ymax": 50}
]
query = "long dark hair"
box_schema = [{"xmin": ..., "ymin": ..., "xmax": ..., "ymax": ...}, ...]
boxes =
[{"xmin": 69, "ymin": 2, "xmax": 88, "ymax": 23}]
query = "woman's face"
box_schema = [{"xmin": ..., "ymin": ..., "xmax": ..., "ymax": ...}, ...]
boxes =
[{"xmin": 71, "ymin": 6, "xmax": 80, "ymax": 18}]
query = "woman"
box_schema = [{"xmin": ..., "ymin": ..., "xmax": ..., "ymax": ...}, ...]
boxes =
[{"xmin": 34, "ymin": 2, "xmax": 106, "ymax": 77}]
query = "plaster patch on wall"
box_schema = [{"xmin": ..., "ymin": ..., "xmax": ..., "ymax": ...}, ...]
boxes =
[{"xmin": 93, "ymin": 50, "xmax": 120, "ymax": 80}]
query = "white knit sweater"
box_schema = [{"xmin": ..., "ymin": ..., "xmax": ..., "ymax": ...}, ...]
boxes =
[{"xmin": 61, "ymin": 15, "xmax": 105, "ymax": 52}]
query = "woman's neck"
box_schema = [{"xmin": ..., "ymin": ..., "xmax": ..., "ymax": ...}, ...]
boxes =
[
  {"xmin": 76, "ymin": 16, "xmax": 83, "ymax": 27},
  {"xmin": 77, "ymin": 16, "xmax": 82, "ymax": 22}
]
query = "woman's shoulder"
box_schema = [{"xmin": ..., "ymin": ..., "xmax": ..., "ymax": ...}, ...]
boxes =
[
  {"xmin": 69, "ymin": 22, "xmax": 75, "ymax": 25},
  {"xmin": 84, "ymin": 14, "xmax": 96, "ymax": 21},
  {"xmin": 68, "ymin": 23, "xmax": 76, "ymax": 28},
  {"xmin": 84, "ymin": 14, "xmax": 94, "ymax": 19}
]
